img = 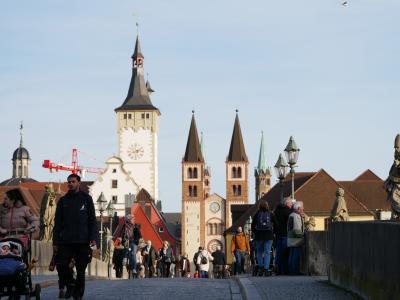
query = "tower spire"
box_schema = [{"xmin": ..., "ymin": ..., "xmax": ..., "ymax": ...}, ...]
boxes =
[
  {"xmin": 183, "ymin": 112, "xmax": 204, "ymax": 162},
  {"xmin": 19, "ymin": 121, "xmax": 23, "ymax": 148},
  {"xmin": 227, "ymin": 111, "xmax": 248, "ymax": 162},
  {"xmin": 257, "ymin": 131, "xmax": 267, "ymax": 172}
]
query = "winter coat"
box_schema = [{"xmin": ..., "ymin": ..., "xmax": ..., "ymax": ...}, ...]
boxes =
[
  {"xmin": 0, "ymin": 201, "xmax": 39, "ymax": 234},
  {"xmin": 287, "ymin": 212, "xmax": 305, "ymax": 247},
  {"xmin": 141, "ymin": 245, "xmax": 158, "ymax": 267},
  {"xmin": 179, "ymin": 257, "xmax": 190, "ymax": 273},
  {"xmin": 231, "ymin": 233, "xmax": 250, "ymax": 253},
  {"xmin": 251, "ymin": 209, "xmax": 277, "ymax": 241},
  {"xmin": 196, "ymin": 250, "xmax": 213, "ymax": 272},
  {"xmin": 159, "ymin": 247, "xmax": 174, "ymax": 264},
  {"xmin": 121, "ymin": 222, "xmax": 141, "ymax": 246},
  {"xmin": 53, "ymin": 191, "xmax": 98, "ymax": 245},
  {"xmin": 211, "ymin": 250, "xmax": 226, "ymax": 266},
  {"xmin": 112, "ymin": 247, "xmax": 125, "ymax": 266},
  {"xmin": 274, "ymin": 204, "xmax": 293, "ymax": 237}
]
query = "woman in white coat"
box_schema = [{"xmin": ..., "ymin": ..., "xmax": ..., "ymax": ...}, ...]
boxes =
[{"xmin": 196, "ymin": 248, "xmax": 213, "ymax": 278}]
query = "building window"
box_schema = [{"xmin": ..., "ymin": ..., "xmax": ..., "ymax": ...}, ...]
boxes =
[
  {"xmin": 193, "ymin": 185, "xmax": 198, "ymax": 197},
  {"xmin": 188, "ymin": 168, "xmax": 193, "ymax": 179},
  {"xmin": 128, "ymin": 114, "xmax": 132, "ymax": 119},
  {"xmin": 193, "ymin": 167, "xmax": 198, "ymax": 178},
  {"xmin": 112, "ymin": 195, "xmax": 118, "ymax": 204},
  {"xmin": 141, "ymin": 113, "xmax": 145, "ymax": 119},
  {"xmin": 238, "ymin": 185, "xmax": 242, "ymax": 196},
  {"xmin": 189, "ymin": 186, "xmax": 193, "ymax": 197},
  {"xmin": 146, "ymin": 113, "xmax": 150, "ymax": 119},
  {"xmin": 237, "ymin": 167, "xmax": 242, "ymax": 178},
  {"xmin": 205, "ymin": 179, "xmax": 209, "ymax": 186},
  {"xmin": 233, "ymin": 185, "xmax": 237, "ymax": 196},
  {"xmin": 232, "ymin": 167, "xmax": 237, "ymax": 178},
  {"xmin": 111, "ymin": 180, "xmax": 118, "ymax": 189},
  {"xmin": 112, "ymin": 169, "xmax": 117, "ymax": 173},
  {"xmin": 23, "ymin": 166, "xmax": 27, "ymax": 177},
  {"xmin": 159, "ymin": 227, "xmax": 164, "ymax": 233},
  {"xmin": 123, "ymin": 114, "xmax": 127, "ymax": 119}
]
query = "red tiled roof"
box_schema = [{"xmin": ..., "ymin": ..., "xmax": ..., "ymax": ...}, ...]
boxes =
[{"xmin": 354, "ymin": 169, "xmax": 382, "ymax": 181}]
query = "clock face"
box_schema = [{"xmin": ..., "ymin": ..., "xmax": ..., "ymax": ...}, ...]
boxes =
[
  {"xmin": 127, "ymin": 143, "xmax": 144, "ymax": 160},
  {"xmin": 210, "ymin": 202, "xmax": 220, "ymax": 213}
]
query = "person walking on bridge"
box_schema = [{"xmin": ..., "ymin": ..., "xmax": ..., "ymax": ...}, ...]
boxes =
[{"xmin": 231, "ymin": 226, "xmax": 250, "ymax": 275}]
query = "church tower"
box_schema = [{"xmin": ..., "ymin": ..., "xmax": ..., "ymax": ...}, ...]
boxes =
[
  {"xmin": 13, "ymin": 122, "xmax": 31, "ymax": 179},
  {"xmin": 115, "ymin": 35, "xmax": 160, "ymax": 200},
  {"xmin": 181, "ymin": 112, "xmax": 206, "ymax": 258},
  {"xmin": 255, "ymin": 131, "xmax": 271, "ymax": 201},
  {"xmin": 225, "ymin": 111, "xmax": 249, "ymax": 228}
]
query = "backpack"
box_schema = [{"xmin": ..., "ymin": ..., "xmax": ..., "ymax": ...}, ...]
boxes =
[
  {"xmin": 200, "ymin": 253, "xmax": 208, "ymax": 265},
  {"xmin": 255, "ymin": 211, "xmax": 273, "ymax": 231}
]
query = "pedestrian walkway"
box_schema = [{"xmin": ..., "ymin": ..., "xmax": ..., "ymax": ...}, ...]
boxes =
[
  {"xmin": 38, "ymin": 278, "xmax": 242, "ymax": 300},
  {"xmin": 238, "ymin": 275, "xmax": 358, "ymax": 300}
]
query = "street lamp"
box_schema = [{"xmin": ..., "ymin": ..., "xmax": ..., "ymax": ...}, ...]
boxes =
[
  {"xmin": 97, "ymin": 192, "xmax": 107, "ymax": 261},
  {"xmin": 274, "ymin": 154, "xmax": 288, "ymax": 204},
  {"xmin": 106, "ymin": 200, "xmax": 115, "ymax": 278},
  {"xmin": 284, "ymin": 136, "xmax": 300, "ymax": 201}
]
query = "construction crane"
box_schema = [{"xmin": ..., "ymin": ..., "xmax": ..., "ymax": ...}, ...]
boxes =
[{"xmin": 42, "ymin": 148, "xmax": 105, "ymax": 177}]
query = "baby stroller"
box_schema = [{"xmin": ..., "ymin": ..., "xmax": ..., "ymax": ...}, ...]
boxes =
[{"xmin": 0, "ymin": 231, "xmax": 41, "ymax": 300}]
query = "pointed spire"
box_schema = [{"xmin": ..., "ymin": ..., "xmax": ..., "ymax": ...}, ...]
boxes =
[
  {"xmin": 19, "ymin": 121, "xmax": 23, "ymax": 148},
  {"xmin": 183, "ymin": 111, "xmax": 204, "ymax": 162},
  {"xmin": 146, "ymin": 73, "xmax": 155, "ymax": 93},
  {"xmin": 227, "ymin": 110, "xmax": 248, "ymax": 162},
  {"xmin": 115, "ymin": 33, "xmax": 159, "ymax": 113},
  {"xmin": 257, "ymin": 131, "xmax": 268, "ymax": 172},
  {"xmin": 132, "ymin": 35, "xmax": 144, "ymax": 59}
]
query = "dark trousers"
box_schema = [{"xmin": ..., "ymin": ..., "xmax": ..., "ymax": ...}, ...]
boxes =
[
  {"xmin": 57, "ymin": 244, "xmax": 90, "ymax": 297},
  {"xmin": 114, "ymin": 264, "xmax": 123, "ymax": 278},
  {"xmin": 161, "ymin": 262, "xmax": 171, "ymax": 277},
  {"xmin": 288, "ymin": 247, "xmax": 301, "ymax": 275},
  {"xmin": 275, "ymin": 235, "xmax": 289, "ymax": 275}
]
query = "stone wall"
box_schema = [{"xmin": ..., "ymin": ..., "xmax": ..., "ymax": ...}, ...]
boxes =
[
  {"xmin": 328, "ymin": 221, "xmax": 400, "ymax": 300},
  {"xmin": 301, "ymin": 231, "xmax": 328, "ymax": 276},
  {"xmin": 30, "ymin": 240, "xmax": 119, "ymax": 278}
]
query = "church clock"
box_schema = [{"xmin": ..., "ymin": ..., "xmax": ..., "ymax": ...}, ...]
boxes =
[{"xmin": 127, "ymin": 143, "xmax": 144, "ymax": 160}]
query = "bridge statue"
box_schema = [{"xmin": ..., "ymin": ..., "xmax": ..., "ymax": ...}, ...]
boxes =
[
  {"xmin": 39, "ymin": 183, "xmax": 59, "ymax": 241},
  {"xmin": 330, "ymin": 187, "xmax": 350, "ymax": 221},
  {"xmin": 384, "ymin": 134, "xmax": 400, "ymax": 220}
]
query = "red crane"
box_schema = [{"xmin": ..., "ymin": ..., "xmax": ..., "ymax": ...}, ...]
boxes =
[{"xmin": 42, "ymin": 148, "xmax": 104, "ymax": 177}]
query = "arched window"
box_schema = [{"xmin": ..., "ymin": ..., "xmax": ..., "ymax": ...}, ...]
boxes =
[
  {"xmin": 232, "ymin": 167, "xmax": 237, "ymax": 178},
  {"xmin": 193, "ymin": 185, "xmax": 198, "ymax": 197},
  {"xmin": 233, "ymin": 185, "xmax": 237, "ymax": 196},
  {"xmin": 237, "ymin": 167, "xmax": 242, "ymax": 178},
  {"xmin": 188, "ymin": 168, "xmax": 193, "ymax": 178},
  {"xmin": 207, "ymin": 224, "xmax": 212, "ymax": 235},
  {"xmin": 193, "ymin": 167, "xmax": 198, "ymax": 178},
  {"xmin": 189, "ymin": 186, "xmax": 193, "ymax": 197},
  {"xmin": 238, "ymin": 185, "xmax": 242, "ymax": 196}
]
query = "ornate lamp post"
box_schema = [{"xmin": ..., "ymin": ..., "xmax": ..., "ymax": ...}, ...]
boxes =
[
  {"xmin": 274, "ymin": 154, "xmax": 288, "ymax": 204},
  {"xmin": 106, "ymin": 200, "xmax": 115, "ymax": 277},
  {"xmin": 97, "ymin": 192, "xmax": 107, "ymax": 261},
  {"xmin": 284, "ymin": 136, "xmax": 300, "ymax": 202}
]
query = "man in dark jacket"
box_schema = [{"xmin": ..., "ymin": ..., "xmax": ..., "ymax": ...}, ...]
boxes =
[
  {"xmin": 141, "ymin": 240, "xmax": 158, "ymax": 277},
  {"xmin": 53, "ymin": 174, "xmax": 98, "ymax": 300},
  {"xmin": 211, "ymin": 245, "xmax": 226, "ymax": 278},
  {"xmin": 274, "ymin": 197, "xmax": 293, "ymax": 275}
]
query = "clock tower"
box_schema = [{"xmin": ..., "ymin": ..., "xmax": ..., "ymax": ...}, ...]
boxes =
[{"xmin": 115, "ymin": 35, "xmax": 160, "ymax": 200}]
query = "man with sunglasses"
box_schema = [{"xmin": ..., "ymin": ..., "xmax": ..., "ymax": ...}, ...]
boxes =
[{"xmin": 53, "ymin": 174, "xmax": 98, "ymax": 300}]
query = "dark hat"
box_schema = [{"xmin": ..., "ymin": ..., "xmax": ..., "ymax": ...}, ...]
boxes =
[{"xmin": 6, "ymin": 188, "xmax": 25, "ymax": 204}]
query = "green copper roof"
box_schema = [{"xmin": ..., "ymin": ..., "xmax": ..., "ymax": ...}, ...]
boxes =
[{"xmin": 257, "ymin": 131, "xmax": 268, "ymax": 173}]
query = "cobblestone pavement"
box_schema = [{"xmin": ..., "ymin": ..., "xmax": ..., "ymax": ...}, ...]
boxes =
[
  {"xmin": 39, "ymin": 278, "xmax": 242, "ymax": 300},
  {"xmin": 248, "ymin": 276, "xmax": 359, "ymax": 300}
]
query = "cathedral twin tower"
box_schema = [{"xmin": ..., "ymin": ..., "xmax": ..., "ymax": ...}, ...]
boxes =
[{"xmin": 181, "ymin": 111, "xmax": 272, "ymax": 258}]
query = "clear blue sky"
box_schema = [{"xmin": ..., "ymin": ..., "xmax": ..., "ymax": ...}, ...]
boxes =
[{"xmin": 1, "ymin": 0, "xmax": 399, "ymax": 212}]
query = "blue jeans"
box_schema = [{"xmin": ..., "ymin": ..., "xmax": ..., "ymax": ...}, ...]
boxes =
[
  {"xmin": 200, "ymin": 270, "xmax": 208, "ymax": 278},
  {"xmin": 256, "ymin": 240, "xmax": 272, "ymax": 271},
  {"xmin": 125, "ymin": 242, "xmax": 137, "ymax": 271},
  {"xmin": 288, "ymin": 247, "xmax": 301, "ymax": 275},
  {"xmin": 234, "ymin": 250, "xmax": 246, "ymax": 274},
  {"xmin": 275, "ymin": 236, "xmax": 288, "ymax": 274}
]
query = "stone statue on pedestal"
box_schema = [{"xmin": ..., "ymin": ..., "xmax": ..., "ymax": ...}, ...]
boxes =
[
  {"xmin": 384, "ymin": 134, "xmax": 400, "ymax": 220},
  {"xmin": 330, "ymin": 187, "xmax": 350, "ymax": 221},
  {"xmin": 39, "ymin": 183, "xmax": 59, "ymax": 241}
]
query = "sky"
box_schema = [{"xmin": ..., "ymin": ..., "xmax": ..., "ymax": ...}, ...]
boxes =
[{"xmin": 1, "ymin": 0, "xmax": 399, "ymax": 212}]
